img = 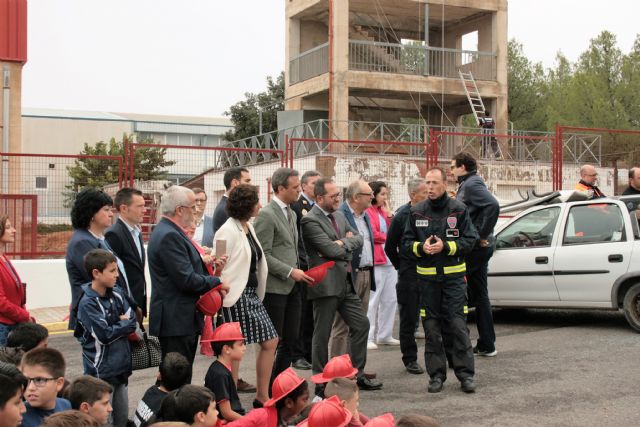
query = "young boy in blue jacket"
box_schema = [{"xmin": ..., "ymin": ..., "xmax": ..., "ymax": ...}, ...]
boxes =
[{"xmin": 75, "ymin": 248, "xmax": 137, "ymax": 427}]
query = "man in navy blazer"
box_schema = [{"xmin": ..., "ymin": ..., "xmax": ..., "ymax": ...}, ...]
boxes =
[
  {"xmin": 212, "ymin": 167, "xmax": 251, "ymax": 236},
  {"xmin": 331, "ymin": 180, "xmax": 376, "ymax": 356},
  {"xmin": 105, "ymin": 187, "xmax": 148, "ymax": 316},
  {"xmin": 147, "ymin": 185, "xmax": 228, "ymax": 381}
]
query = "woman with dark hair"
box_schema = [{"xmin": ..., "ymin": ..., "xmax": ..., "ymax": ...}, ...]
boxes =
[
  {"xmin": 65, "ymin": 188, "xmax": 138, "ymax": 330},
  {"xmin": 365, "ymin": 181, "xmax": 399, "ymax": 346},
  {"xmin": 214, "ymin": 184, "xmax": 278, "ymax": 408},
  {"xmin": 0, "ymin": 215, "xmax": 31, "ymax": 346}
]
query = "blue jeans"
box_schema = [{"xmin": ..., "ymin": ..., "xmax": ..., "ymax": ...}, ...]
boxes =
[
  {"xmin": 109, "ymin": 382, "xmax": 128, "ymax": 427},
  {"xmin": 0, "ymin": 323, "xmax": 17, "ymax": 346}
]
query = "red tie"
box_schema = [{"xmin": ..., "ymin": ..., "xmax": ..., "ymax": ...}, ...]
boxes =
[{"xmin": 327, "ymin": 213, "xmax": 340, "ymax": 236}]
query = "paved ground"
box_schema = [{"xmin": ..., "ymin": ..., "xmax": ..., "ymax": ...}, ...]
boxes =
[{"xmin": 47, "ymin": 308, "xmax": 640, "ymax": 426}]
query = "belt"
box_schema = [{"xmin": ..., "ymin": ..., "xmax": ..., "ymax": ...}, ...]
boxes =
[{"xmin": 357, "ymin": 266, "xmax": 373, "ymax": 272}]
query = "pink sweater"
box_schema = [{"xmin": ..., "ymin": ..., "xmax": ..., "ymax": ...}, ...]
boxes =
[{"xmin": 365, "ymin": 205, "xmax": 391, "ymax": 265}]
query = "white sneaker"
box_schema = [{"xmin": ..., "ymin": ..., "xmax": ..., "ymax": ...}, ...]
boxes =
[
  {"xmin": 367, "ymin": 341, "xmax": 378, "ymax": 350},
  {"xmin": 377, "ymin": 338, "xmax": 401, "ymax": 346},
  {"xmin": 414, "ymin": 331, "xmax": 425, "ymax": 339}
]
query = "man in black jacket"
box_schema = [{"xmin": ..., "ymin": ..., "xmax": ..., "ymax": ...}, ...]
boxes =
[
  {"xmin": 451, "ymin": 153, "xmax": 500, "ymax": 357},
  {"xmin": 384, "ymin": 177, "xmax": 428, "ymax": 375},
  {"xmin": 403, "ymin": 167, "xmax": 478, "ymax": 393}
]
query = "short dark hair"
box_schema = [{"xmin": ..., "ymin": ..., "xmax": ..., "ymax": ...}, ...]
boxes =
[
  {"xmin": 211, "ymin": 340, "xmax": 236, "ymax": 357},
  {"xmin": 191, "ymin": 187, "xmax": 206, "ymax": 197},
  {"xmin": 41, "ymin": 410, "xmax": 101, "ymax": 427},
  {"xmin": 159, "ymin": 353, "xmax": 191, "ymax": 391},
  {"xmin": 314, "ymin": 178, "xmax": 333, "ymax": 198},
  {"xmin": 68, "ymin": 376, "xmax": 113, "ymax": 409},
  {"xmin": 271, "ymin": 168, "xmax": 299, "ymax": 193},
  {"xmin": 426, "ymin": 166, "xmax": 447, "ymax": 182},
  {"xmin": 452, "ymin": 152, "xmax": 477, "ymax": 172},
  {"xmin": 6, "ymin": 322, "xmax": 49, "ymax": 352},
  {"xmin": 70, "ymin": 188, "xmax": 113, "ymax": 230},
  {"xmin": 160, "ymin": 385, "xmax": 215, "ymax": 424},
  {"xmin": 226, "ymin": 184, "xmax": 259, "ymax": 221},
  {"xmin": 275, "ymin": 379, "xmax": 308, "ymax": 411},
  {"xmin": 368, "ymin": 181, "xmax": 387, "ymax": 206},
  {"xmin": 21, "ymin": 347, "xmax": 66, "ymax": 379},
  {"xmin": 0, "ymin": 215, "xmax": 9, "ymax": 237},
  {"xmin": 223, "ymin": 167, "xmax": 249, "ymax": 191},
  {"xmin": 114, "ymin": 187, "xmax": 143, "ymax": 212},
  {"xmin": 83, "ymin": 249, "xmax": 117, "ymax": 278},
  {"xmin": 301, "ymin": 170, "xmax": 321, "ymax": 185},
  {"xmin": 0, "ymin": 362, "xmax": 27, "ymax": 410}
]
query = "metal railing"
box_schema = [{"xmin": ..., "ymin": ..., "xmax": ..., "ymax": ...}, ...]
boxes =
[
  {"xmin": 289, "ymin": 42, "xmax": 329, "ymax": 85},
  {"xmin": 349, "ymin": 40, "xmax": 497, "ymax": 81}
]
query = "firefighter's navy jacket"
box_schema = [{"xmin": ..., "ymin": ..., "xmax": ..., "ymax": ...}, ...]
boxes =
[{"xmin": 403, "ymin": 193, "xmax": 478, "ymax": 282}]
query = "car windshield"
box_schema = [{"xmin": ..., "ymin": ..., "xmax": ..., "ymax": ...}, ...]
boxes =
[{"xmin": 496, "ymin": 207, "xmax": 560, "ymax": 249}]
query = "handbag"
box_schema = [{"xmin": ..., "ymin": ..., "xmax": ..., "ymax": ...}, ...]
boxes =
[{"xmin": 130, "ymin": 325, "xmax": 162, "ymax": 371}]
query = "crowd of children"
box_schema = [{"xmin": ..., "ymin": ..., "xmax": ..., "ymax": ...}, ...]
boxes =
[{"xmin": 0, "ymin": 248, "xmax": 440, "ymax": 427}]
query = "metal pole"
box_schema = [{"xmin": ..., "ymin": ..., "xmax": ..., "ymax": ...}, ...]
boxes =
[
  {"xmin": 259, "ymin": 110, "xmax": 263, "ymax": 135},
  {"xmin": 424, "ymin": 3, "xmax": 429, "ymax": 76},
  {"xmin": 2, "ymin": 66, "xmax": 10, "ymax": 194}
]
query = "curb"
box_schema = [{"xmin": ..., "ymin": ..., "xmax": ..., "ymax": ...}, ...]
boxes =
[{"xmin": 42, "ymin": 321, "xmax": 71, "ymax": 335}]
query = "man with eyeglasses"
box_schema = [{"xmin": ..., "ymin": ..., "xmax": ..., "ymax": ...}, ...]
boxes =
[
  {"xmin": 191, "ymin": 188, "xmax": 214, "ymax": 248},
  {"xmin": 301, "ymin": 178, "xmax": 383, "ymax": 393},
  {"xmin": 332, "ymin": 180, "xmax": 376, "ymax": 355},
  {"xmin": 148, "ymin": 186, "xmax": 229, "ymax": 382},
  {"xmin": 575, "ymin": 164, "xmax": 605, "ymax": 198}
]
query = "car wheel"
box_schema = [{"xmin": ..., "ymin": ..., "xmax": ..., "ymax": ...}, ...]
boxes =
[{"xmin": 622, "ymin": 283, "xmax": 640, "ymax": 332}]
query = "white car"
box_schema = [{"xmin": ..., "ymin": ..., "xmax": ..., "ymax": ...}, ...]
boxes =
[{"xmin": 488, "ymin": 195, "xmax": 640, "ymax": 332}]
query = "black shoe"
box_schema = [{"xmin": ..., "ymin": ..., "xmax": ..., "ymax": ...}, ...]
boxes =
[
  {"xmin": 356, "ymin": 376, "xmax": 383, "ymax": 391},
  {"xmin": 252, "ymin": 399, "xmax": 264, "ymax": 408},
  {"xmin": 428, "ymin": 377, "xmax": 444, "ymax": 393},
  {"xmin": 292, "ymin": 358, "xmax": 312, "ymax": 370},
  {"xmin": 461, "ymin": 378, "xmax": 476, "ymax": 393},
  {"xmin": 473, "ymin": 346, "xmax": 498, "ymax": 357},
  {"xmin": 405, "ymin": 361, "xmax": 425, "ymax": 375}
]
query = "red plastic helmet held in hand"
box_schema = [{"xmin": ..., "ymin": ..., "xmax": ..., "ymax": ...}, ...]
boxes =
[
  {"xmin": 196, "ymin": 287, "xmax": 223, "ymax": 316},
  {"xmin": 305, "ymin": 261, "xmax": 336, "ymax": 285}
]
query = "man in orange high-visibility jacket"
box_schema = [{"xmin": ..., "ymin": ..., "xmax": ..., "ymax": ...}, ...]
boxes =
[{"xmin": 575, "ymin": 164, "xmax": 605, "ymax": 199}]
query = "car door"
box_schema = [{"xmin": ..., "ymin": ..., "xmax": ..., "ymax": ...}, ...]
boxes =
[
  {"xmin": 489, "ymin": 206, "xmax": 562, "ymax": 303},
  {"xmin": 553, "ymin": 201, "xmax": 632, "ymax": 304}
]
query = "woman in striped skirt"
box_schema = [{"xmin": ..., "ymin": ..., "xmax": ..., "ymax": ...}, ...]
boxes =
[{"xmin": 214, "ymin": 184, "xmax": 278, "ymax": 408}]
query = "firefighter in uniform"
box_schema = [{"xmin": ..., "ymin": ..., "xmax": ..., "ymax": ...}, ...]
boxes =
[{"xmin": 403, "ymin": 167, "xmax": 478, "ymax": 394}]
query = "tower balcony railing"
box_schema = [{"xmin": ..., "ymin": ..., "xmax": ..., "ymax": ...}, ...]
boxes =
[{"xmin": 288, "ymin": 40, "xmax": 497, "ymax": 85}]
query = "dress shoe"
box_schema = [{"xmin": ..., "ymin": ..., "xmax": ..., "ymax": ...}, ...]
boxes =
[
  {"xmin": 292, "ymin": 358, "xmax": 312, "ymax": 370},
  {"xmin": 427, "ymin": 377, "xmax": 444, "ymax": 393},
  {"xmin": 356, "ymin": 376, "xmax": 383, "ymax": 391},
  {"xmin": 367, "ymin": 341, "xmax": 378, "ymax": 350},
  {"xmin": 237, "ymin": 378, "xmax": 256, "ymax": 393},
  {"xmin": 461, "ymin": 378, "xmax": 476, "ymax": 393},
  {"xmin": 405, "ymin": 361, "xmax": 425, "ymax": 375},
  {"xmin": 473, "ymin": 346, "xmax": 498, "ymax": 357},
  {"xmin": 363, "ymin": 371, "xmax": 377, "ymax": 380},
  {"xmin": 377, "ymin": 337, "xmax": 400, "ymax": 346}
]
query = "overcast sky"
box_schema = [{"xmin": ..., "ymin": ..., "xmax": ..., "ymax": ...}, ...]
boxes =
[{"xmin": 21, "ymin": 0, "xmax": 639, "ymax": 118}]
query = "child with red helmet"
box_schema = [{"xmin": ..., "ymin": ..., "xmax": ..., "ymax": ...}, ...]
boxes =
[
  {"xmin": 310, "ymin": 354, "xmax": 358, "ymax": 401},
  {"xmin": 296, "ymin": 395, "xmax": 352, "ymax": 427},
  {"xmin": 325, "ymin": 378, "xmax": 370, "ymax": 427},
  {"xmin": 203, "ymin": 322, "xmax": 246, "ymax": 422},
  {"xmin": 226, "ymin": 368, "xmax": 309, "ymax": 427}
]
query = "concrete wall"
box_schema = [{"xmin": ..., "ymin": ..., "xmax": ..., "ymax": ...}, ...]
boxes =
[{"xmin": 0, "ymin": 61, "xmax": 24, "ymax": 193}]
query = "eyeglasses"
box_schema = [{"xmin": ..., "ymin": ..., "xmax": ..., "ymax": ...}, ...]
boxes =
[
  {"xmin": 194, "ymin": 198, "xmax": 207, "ymax": 204},
  {"xmin": 25, "ymin": 377, "xmax": 57, "ymax": 387},
  {"xmin": 358, "ymin": 192, "xmax": 374, "ymax": 197},
  {"xmin": 326, "ymin": 192, "xmax": 342, "ymax": 199},
  {"xmin": 179, "ymin": 205, "xmax": 198, "ymax": 213}
]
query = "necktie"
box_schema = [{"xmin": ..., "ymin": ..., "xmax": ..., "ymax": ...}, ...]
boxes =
[{"xmin": 327, "ymin": 213, "xmax": 340, "ymax": 237}]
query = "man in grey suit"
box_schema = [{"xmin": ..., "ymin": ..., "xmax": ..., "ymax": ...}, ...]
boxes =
[
  {"xmin": 301, "ymin": 178, "xmax": 383, "ymax": 392},
  {"xmin": 192, "ymin": 188, "xmax": 214, "ymax": 248},
  {"xmin": 254, "ymin": 168, "xmax": 313, "ymax": 380}
]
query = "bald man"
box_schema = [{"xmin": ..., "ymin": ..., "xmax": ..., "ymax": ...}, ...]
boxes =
[
  {"xmin": 623, "ymin": 167, "xmax": 640, "ymax": 195},
  {"xmin": 575, "ymin": 164, "xmax": 605, "ymax": 199}
]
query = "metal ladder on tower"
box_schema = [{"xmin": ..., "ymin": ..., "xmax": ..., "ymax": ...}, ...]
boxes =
[{"xmin": 459, "ymin": 70, "xmax": 486, "ymax": 125}]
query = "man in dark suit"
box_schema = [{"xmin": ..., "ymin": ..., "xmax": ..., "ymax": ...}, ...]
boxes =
[
  {"xmin": 105, "ymin": 187, "xmax": 148, "ymax": 317},
  {"xmin": 332, "ymin": 180, "xmax": 376, "ymax": 356},
  {"xmin": 301, "ymin": 178, "xmax": 382, "ymax": 392},
  {"xmin": 254, "ymin": 168, "xmax": 313, "ymax": 380},
  {"xmin": 212, "ymin": 167, "xmax": 251, "ymax": 236},
  {"xmin": 147, "ymin": 185, "xmax": 228, "ymax": 382},
  {"xmin": 290, "ymin": 170, "xmax": 321, "ymax": 370},
  {"xmin": 192, "ymin": 187, "xmax": 214, "ymax": 248}
]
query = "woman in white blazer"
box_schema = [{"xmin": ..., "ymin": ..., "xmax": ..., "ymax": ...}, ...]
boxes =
[{"xmin": 214, "ymin": 184, "xmax": 278, "ymax": 408}]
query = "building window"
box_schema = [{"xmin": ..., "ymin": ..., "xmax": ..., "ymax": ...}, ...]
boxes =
[{"xmin": 35, "ymin": 176, "xmax": 47, "ymax": 189}]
